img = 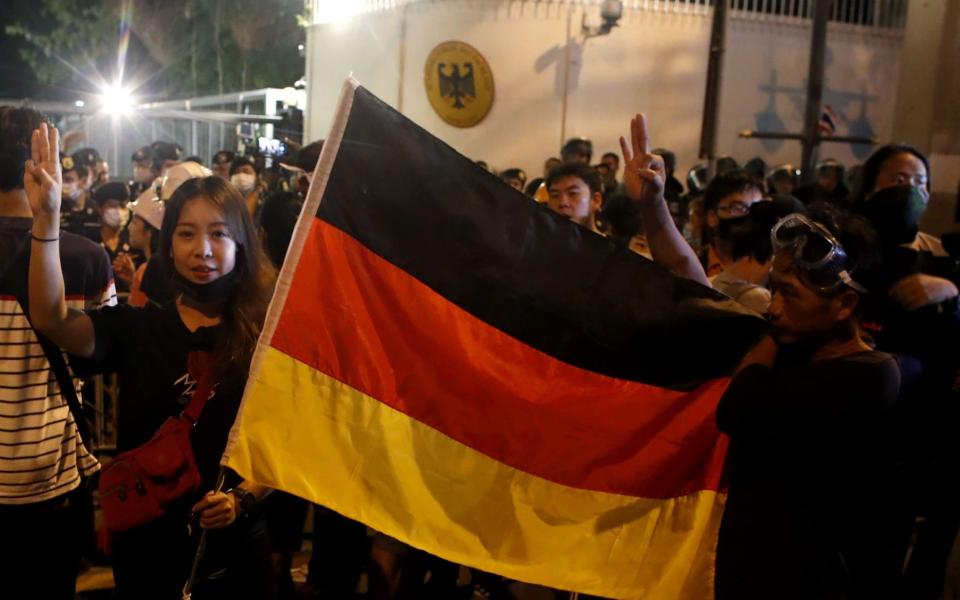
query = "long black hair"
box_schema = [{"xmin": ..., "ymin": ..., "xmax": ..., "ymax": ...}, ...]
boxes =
[{"xmin": 158, "ymin": 176, "xmax": 276, "ymax": 374}]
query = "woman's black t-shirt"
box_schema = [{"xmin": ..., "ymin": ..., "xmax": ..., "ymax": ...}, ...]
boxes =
[{"xmin": 72, "ymin": 301, "xmax": 246, "ymax": 494}]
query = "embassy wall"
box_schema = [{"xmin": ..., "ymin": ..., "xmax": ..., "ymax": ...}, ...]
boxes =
[{"xmin": 304, "ymin": 1, "xmax": 903, "ymax": 180}]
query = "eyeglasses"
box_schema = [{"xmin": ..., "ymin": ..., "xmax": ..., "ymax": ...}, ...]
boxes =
[
  {"xmin": 771, "ymin": 213, "xmax": 867, "ymax": 294},
  {"xmin": 717, "ymin": 202, "xmax": 751, "ymax": 218}
]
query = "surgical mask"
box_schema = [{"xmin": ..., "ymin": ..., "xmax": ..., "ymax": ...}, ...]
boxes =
[
  {"xmin": 102, "ymin": 207, "xmax": 123, "ymax": 228},
  {"xmin": 861, "ymin": 185, "xmax": 926, "ymax": 247},
  {"xmin": 231, "ymin": 173, "xmax": 257, "ymax": 194},
  {"xmin": 133, "ymin": 166, "xmax": 153, "ymax": 184}
]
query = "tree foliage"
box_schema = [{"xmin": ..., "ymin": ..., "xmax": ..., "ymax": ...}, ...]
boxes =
[{"xmin": 5, "ymin": 0, "xmax": 306, "ymax": 100}]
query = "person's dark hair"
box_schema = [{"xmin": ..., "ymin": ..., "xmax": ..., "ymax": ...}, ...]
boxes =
[
  {"xmin": 524, "ymin": 177, "xmax": 544, "ymax": 197},
  {"xmin": 0, "ymin": 106, "xmax": 44, "ymax": 192},
  {"xmin": 803, "ymin": 202, "xmax": 882, "ymax": 297},
  {"xmin": 230, "ymin": 154, "xmax": 262, "ymax": 176},
  {"xmin": 743, "ymin": 157, "xmax": 767, "ymax": 184},
  {"xmin": 212, "ymin": 150, "xmax": 235, "ymax": 165},
  {"xmin": 92, "ymin": 181, "xmax": 131, "ymax": 206},
  {"xmin": 561, "ymin": 137, "xmax": 593, "ymax": 163},
  {"xmin": 158, "ymin": 176, "xmax": 276, "ymax": 374},
  {"xmin": 704, "ymin": 169, "xmax": 761, "ymax": 213},
  {"xmin": 499, "ymin": 168, "xmax": 527, "ymax": 185},
  {"xmin": 601, "ymin": 151, "xmax": 620, "ymax": 165},
  {"xmin": 259, "ymin": 191, "xmax": 304, "ymax": 268},
  {"xmin": 728, "ymin": 196, "xmax": 805, "ymax": 263},
  {"xmin": 651, "ymin": 148, "xmax": 676, "ymax": 173},
  {"xmin": 545, "ymin": 162, "xmax": 603, "ymax": 196},
  {"xmin": 716, "ymin": 156, "xmax": 739, "ymax": 176},
  {"xmin": 851, "ymin": 143, "xmax": 930, "ymax": 204},
  {"xmin": 599, "ymin": 193, "xmax": 641, "ymax": 243}
]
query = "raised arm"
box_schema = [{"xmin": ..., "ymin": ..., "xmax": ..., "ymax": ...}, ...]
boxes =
[
  {"xmin": 25, "ymin": 123, "xmax": 96, "ymax": 358},
  {"xmin": 620, "ymin": 114, "xmax": 709, "ymax": 287}
]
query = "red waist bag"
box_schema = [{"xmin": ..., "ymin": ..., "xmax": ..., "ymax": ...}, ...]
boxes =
[{"xmin": 98, "ymin": 352, "xmax": 217, "ymax": 532}]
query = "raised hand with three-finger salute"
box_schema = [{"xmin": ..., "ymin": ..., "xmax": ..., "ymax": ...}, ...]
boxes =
[
  {"xmin": 619, "ymin": 113, "xmax": 710, "ymax": 286},
  {"xmin": 25, "ymin": 122, "xmax": 62, "ymax": 235}
]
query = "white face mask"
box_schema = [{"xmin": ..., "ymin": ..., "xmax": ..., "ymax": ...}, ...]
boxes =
[
  {"xmin": 133, "ymin": 166, "xmax": 153, "ymax": 184},
  {"xmin": 231, "ymin": 173, "xmax": 257, "ymax": 194},
  {"xmin": 102, "ymin": 207, "xmax": 123, "ymax": 228}
]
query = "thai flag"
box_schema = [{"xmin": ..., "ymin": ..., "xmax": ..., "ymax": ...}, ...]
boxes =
[{"xmin": 819, "ymin": 104, "xmax": 838, "ymax": 137}]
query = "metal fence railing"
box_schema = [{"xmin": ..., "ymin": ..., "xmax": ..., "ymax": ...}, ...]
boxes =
[
  {"xmin": 314, "ymin": 0, "xmax": 908, "ymax": 30},
  {"xmin": 1, "ymin": 88, "xmax": 304, "ymax": 180}
]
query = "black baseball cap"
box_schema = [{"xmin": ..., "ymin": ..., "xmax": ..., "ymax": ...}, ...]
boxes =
[
  {"xmin": 131, "ymin": 146, "xmax": 152, "ymax": 163},
  {"xmin": 92, "ymin": 181, "xmax": 131, "ymax": 205},
  {"xmin": 71, "ymin": 147, "xmax": 101, "ymax": 175},
  {"xmin": 150, "ymin": 141, "xmax": 182, "ymax": 169}
]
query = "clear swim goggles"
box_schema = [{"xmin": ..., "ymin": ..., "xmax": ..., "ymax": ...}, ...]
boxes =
[{"xmin": 770, "ymin": 213, "xmax": 868, "ymax": 294}]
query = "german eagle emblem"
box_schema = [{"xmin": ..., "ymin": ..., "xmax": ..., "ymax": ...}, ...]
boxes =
[{"xmin": 438, "ymin": 63, "xmax": 475, "ymax": 109}]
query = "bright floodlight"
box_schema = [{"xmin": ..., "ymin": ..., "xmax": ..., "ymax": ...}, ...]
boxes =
[{"xmin": 99, "ymin": 84, "xmax": 135, "ymax": 115}]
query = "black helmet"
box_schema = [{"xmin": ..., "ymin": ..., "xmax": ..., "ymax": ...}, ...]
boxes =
[
  {"xmin": 687, "ymin": 162, "xmax": 709, "ymax": 194},
  {"xmin": 130, "ymin": 145, "xmax": 152, "ymax": 164}
]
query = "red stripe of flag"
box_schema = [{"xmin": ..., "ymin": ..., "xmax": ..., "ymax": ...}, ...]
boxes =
[{"xmin": 270, "ymin": 218, "xmax": 730, "ymax": 499}]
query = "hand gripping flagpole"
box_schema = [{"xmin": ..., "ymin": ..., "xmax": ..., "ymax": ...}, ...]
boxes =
[{"xmin": 182, "ymin": 467, "xmax": 228, "ymax": 600}]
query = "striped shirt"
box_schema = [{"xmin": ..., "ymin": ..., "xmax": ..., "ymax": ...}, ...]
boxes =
[{"xmin": 0, "ymin": 217, "xmax": 116, "ymax": 505}]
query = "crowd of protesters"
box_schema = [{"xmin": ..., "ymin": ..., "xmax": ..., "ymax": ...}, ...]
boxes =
[{"xmin": 1, "ymin": 101, "xmax": 959, "ymax": 600}]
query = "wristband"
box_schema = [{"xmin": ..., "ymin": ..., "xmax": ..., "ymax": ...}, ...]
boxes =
[
  {"xmin": 31, "ymin": 233, "xmax": 60, "ymax": 243},
  {"xmin": 228, "ymin": 487, "xmax": 257, "ymax": 519}
]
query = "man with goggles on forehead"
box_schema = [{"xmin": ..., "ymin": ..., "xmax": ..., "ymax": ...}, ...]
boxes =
[
  {"xmin": 617, "ymin": 109, "xmax": 908, "ymax": 597},
  {"xmin": 715, "ymin": 205, "xmax": 909, "ymax": 599},
  {"xmin": 770, "ymin": 212, "xmax": 867, "ymax": 298}
]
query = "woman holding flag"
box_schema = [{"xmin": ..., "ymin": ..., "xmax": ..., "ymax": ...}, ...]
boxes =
[{"xmin": 23, "ymin": 122, "xmax": 276, "ymax": 599}]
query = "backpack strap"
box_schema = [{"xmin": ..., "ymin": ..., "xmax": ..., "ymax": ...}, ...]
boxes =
[{"xmin": 0, "ymin": 235, "xmax": 92, "ymax": 446}]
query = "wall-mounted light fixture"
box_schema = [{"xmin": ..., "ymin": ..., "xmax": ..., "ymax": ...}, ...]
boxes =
[{"xmin": 582, "ymin": 0, "xmax": 624, "ymax": 39}]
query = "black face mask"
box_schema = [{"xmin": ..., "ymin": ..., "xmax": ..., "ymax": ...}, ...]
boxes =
[
  {"xmin": 861, "ymin": 185, "xmax": 926, "ymax": 246},
  {"xmin": 170, "ymin": 267, "xmax": 241, "ymax": 304},
  {"xmin": 715, "ymin": 215, "xmax": 750, "ymax": 242}
]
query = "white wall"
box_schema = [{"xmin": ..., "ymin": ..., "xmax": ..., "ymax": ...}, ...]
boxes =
[{"xmin": 305, "ymin": 1, "xmax": 902, "ymax": 181}]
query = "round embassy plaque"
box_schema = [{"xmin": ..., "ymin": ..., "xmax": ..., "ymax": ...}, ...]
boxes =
[{"xmin": 424, "ymin": 41, "xmax": 495, "ymax": 128}]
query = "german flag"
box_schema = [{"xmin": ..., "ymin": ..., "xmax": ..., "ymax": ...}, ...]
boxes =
[{"xmin": 223, "ymin": 80, "xmax": 766, "ymax": 598}]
